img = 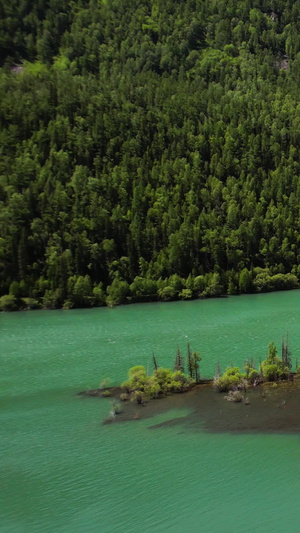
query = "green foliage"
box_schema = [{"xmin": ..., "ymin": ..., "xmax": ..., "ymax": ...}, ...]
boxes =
[
  {"xmin": 22, "ymin": 297, "xmax": 41, "ymax": 310},
  {"xmin": 214, "ymin": 366, "xmax": 245, "ymax": 392},
  {"xmin": 157, "ymin": 285, "xmax": 176, "ymax": 302},
  {"xmin": 143, "ymin": 376, "xmax": 161, "ymax": 399},
  {"xmin": 215, "ymin": 340, "xmax": 292, "ymax": 391},
  {"xmin": 43, "ymin": 288, "xmax": 65, "ymax": 309},
  {"xmin": 101, "ymin": 389, "xmax": 111, "ymax": 397},
  {"xmin": 239, "ymin": 269, "xmax": 252, "ymax": 293},
  {"xmin": 130, "ymin": 390, "xmax": 143, "ymax": 404},
  {"xmin": 262, "ymin": 364, "xmax": 279, "ymax": 382},
  {"xmin": 260, "ymin": 341, "xmax": 289, "ymax": 381},
  {"xmin": 128, "ymin": 366, "xmax": 146, "ymax": 378},
  {"xmin": 0, "ymin": 294, "xmax": 17, "ymax": 311},
  {"xmin": 122, "ymin": 363, "xmax": 192, "ymax": 399},
  {"xmin": 153, "ymin": 368, "xmax": 174, "ymax": 393},
  {"xmin": 261, "ymin": 358, "xmax": 289, "ymax": 381},
  {"xmin": 248, "ymin": 368, "xmax": 259, "ymax": 383},
  {"xmin": 266, "ymin": 341, "xmax": 277, "ymax": 364},
  {"xmin": 68, "ymin": 275, "xmax": 92, "ymax": 308},
  {"xmin": 193, "ymin": 276, "xmax": 205, "ymax": 295},
  {"xmin": 187, "ymin": 343, "xmax": 202, "ymax": 382},
  {"xmin": 120, "ymin": 393, "xmax": 129, "ymax": 401},
  {"xmin": 174, "ymin": 346, "xmax": 185, "ymax": 373},
  {"xmin": 92, "ymin": 283, "xmax": 106, "ymax": 306},
  {"xmin": 179, "ymin": 288, "xmax": 193, "ymax": 300},
  {"xmin": 202, "ymin": 273, "xmax": 223, "ymax": 298},
  {"xmin": 111, "ymin": 400, "xmax": 123, "ymax": 414},
  {"xmin": 281, "ymin": 334, "xmax": 292, "ymax": 370},
  {"xmin": 169, "ymin": 370, "xmax": 191, "ymax": 392},
  {"xmin": 2, "ymin": 0, "xmax": 300, "ymax": 308},
  {"xmin": 121, "ymin": 366, "xmax": 147, "ymax": 392},
  {"xmin": 9, "ymin": 281, "xmax": 21, "ymax": 298},
  {"xmin": 129, "ymin": 277, "xmax": 157, "ymax": 301},
  {"xmin": 106, "ymin": 279, "xmax": 129, "ymax": 306},
  {"xmin": 253, "ymin": 272, "xmax": 299, "ymax": 293}
]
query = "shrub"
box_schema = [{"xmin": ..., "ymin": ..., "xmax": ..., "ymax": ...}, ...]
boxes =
[
  {"xmin": 168, "ymin": 274, "xmax": 185, "ymax": 295},
  {"xmin": 202, "ymin": 273, "xmax": 223, "ymax": 297},
  {"xmin": 92, "ymin": 283, "xmax": 106, "ymax": 306},
  {"xmin": 129, "ymin": 277, "xmax": 158, "ymax": 300},
  {"xmin": 120, "ymin": 393, "xmax": 129, "ymax": 401},
  {"xmin": 157, "ymin": 285, "xmax": 176, "ymax": 301},
  {"xmin": 193, "ymin": 275, "xmax": 205, "ymax": 294},
  {"xmin": 42, "ymin": 289, "xmax": 63, "ymax": 309},
  {"xmin": 22, "ymin": 297, "xmax": 41, "ymax": 310},
  {"xmin": 262, "ymin": 363, "xmax": 283, "ymax": 381},
  {"xmin": 121, "ymin": 365, "xmax": 191, "ymax": 399},
  {"xmin": 62, "ymin": 299, "xmax": 74, "ymax": 310},
  {"xmin": 121, "ymin": 366, "xmax": 147, "ymax": 392},
  {"xmin": 214, "ymin": 366, "xmax": 245, "ymax": 392},
  {"xmin": 112, "ymin": 401, "xmax": 122, "ymax": 414},
  {"xmin": 224, "ymin": 390, "xmax": 244, "ymax": 402},
  {"xmin": 248, "ymin": 368, "xmax": 259, "ymax": 383},
  {"xmin": 106, "ymin": 279, "xmax": 129, "ymax": 306},
  {"xmin": 9, "ymin": 281, "xmax": 21, "ymax": 298},
  {"xmin": 131, "ymin": 390, "xmax": 143, "ymax": 404},
  {"xmin": 239, "ymin": 268, "xmax": 252, "ymax": 293},
  {"xmin": 168, "ymin": 370, "xmax": 191, "ymax": 392},
  {"xmin": 253, "ymin": 271, "xmax": 299, "ymax": 293},
  {"xmin": 179, "ymin": 288, "xmax": 193, "ymax": 300},
  {"xmin": 101, "ymin": 389, "xmax": 111, "ymax": 397},
  {"xmin": 144, "ymin": 376, "xmax": 161, "ymax": 398},
  {"xmin": 261, "ymin": 345, "xmax": 290, "ymax": 381},
  {"xmin": 154, "ymin": 368, "xmax": 173, "ymax": 392},
  {"xmin": 0, "ymin": 294, "xmax": 17, "ymax": 311}
]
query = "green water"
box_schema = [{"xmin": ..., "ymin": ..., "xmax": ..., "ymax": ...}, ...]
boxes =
[{"xmin": 1, "ymin": 291, "xmax": 300, "ymax": 532}]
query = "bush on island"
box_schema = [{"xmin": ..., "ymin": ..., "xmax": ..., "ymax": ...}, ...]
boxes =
[
  {"xmin": 224, "ymin": 390, "xmax": 245, "ymax": 402},
  {"xmin": 261, "ymin": 341, "xmax": 289, "ymax": 381},
  {"xmin": 214, "ymin": 366, "xmax": 245, "ymax": 392},
  {"xmin": 248, "ymin": 368, "xmax": 259, "ymax": 383},
  {"xmin": 214, "ymin": 340, "xmax": 291, "ymax": 394},
  {"xmin": 120, "ymin": 393, "xmax": 129, "ymax": 401},
  {"xmin": 101, "ymin": 389, "xmax": 111, "ymax": 397},
  {"xmin": 121, "ymin": 365, "xmax": 192, "ymax": 401}
]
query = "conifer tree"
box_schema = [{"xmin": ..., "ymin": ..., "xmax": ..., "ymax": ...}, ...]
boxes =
[
  {"xmin": 174, "ymin": 346, "xmax": 184, "ymax": 373},
  {"xmin": 152, "ymin": 353, "xmax": 158, "ymax": 371}
]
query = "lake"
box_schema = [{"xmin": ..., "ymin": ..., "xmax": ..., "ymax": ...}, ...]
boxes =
[{"xmin": 1, "ymin": 291, "xmax": 300, "ymax": 532}]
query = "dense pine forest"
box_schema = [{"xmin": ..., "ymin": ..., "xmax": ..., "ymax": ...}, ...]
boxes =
[{"xmin": 2, "ymin": 0, "xmax": 300, "ymax": 309}]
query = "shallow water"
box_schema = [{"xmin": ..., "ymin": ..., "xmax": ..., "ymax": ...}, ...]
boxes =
[{"xmin": 1, "ymin": 291, "xmax": 300, "ymax": 532}]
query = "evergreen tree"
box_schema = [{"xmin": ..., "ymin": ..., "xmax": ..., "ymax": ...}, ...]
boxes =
[{"xmin": 1, "ymin": 0, "xmax": 300, "ymax": 308}]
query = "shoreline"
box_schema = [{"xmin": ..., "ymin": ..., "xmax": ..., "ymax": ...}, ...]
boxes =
[
  {"xmin": 2, "ymin": 286, "xmax": 300, "ymax": 312},
  {"xmin": 78, "ymin": 378, "xmax": 213, "ymax": 398},
  {"xmin": 79, "ymin": 378, "xmax": 300, "ymax": 434}
]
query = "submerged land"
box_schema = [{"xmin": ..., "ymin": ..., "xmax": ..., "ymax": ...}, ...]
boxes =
[
  {"xmin": 80, "ymin": 338, "xmax": 299, "ymax": 433},
  {"xmin": 79, "ymin": 380, "xmax": 300, "ymax": 434}
]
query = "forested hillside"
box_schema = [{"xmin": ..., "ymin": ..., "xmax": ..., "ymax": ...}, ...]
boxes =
[{"xmin": 2, "ymin": 0, "xmax": 300, "ymax": 309}]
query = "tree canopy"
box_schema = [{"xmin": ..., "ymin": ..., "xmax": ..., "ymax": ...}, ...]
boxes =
[{"xmin": 2, "ymin": 0, "xmax": 300, "ymax": 308}]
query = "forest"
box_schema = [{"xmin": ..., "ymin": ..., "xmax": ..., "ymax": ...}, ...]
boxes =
[{"xmin": 2, "ymin": 0, "xmax": 300, "ymax": 309}]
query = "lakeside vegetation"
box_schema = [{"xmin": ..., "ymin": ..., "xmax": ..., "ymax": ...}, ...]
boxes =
[
  {"xmin": 120, "ymin": 346, "xmax": 201, "ymax": 402},
  {"xmin": 213, "ymin": 339, "xmax": 292, "ymax": 401},
  {"xmin": 98, "ymin": 345, "xmax": 201, "ymax": 408},
  {"xmin": 2, "ymin": 1, "xmax": 300, "ymax": 309},
  {"xmin": 88, "ymin": 336, "xmax": 300, "ymax": 414}
]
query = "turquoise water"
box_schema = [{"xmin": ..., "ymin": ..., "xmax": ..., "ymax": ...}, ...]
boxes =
[{"xmin": 1, "ymin": 291, "xmax": 300, "ymax": 532}]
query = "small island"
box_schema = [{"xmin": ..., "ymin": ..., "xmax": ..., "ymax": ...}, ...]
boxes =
[{"xmin": 79, "ymin": 335, "xmax": 300, "ymax": 431}]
